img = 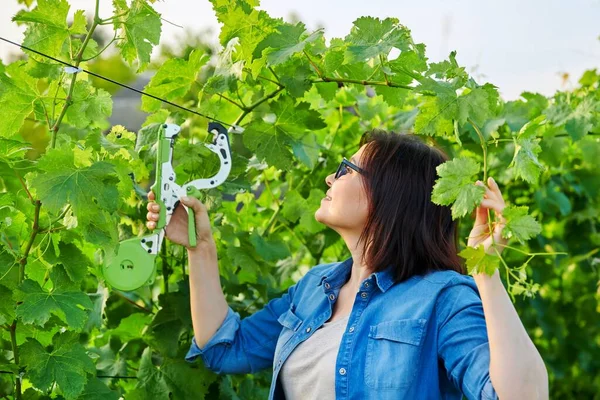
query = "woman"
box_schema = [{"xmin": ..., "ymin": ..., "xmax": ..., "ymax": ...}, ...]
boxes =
[{"xmin": 146, "ymin": 130, "xmax": 548, "ymax": 399}]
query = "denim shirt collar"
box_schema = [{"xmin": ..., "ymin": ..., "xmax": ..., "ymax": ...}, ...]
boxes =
[{"xmin": 316, "ymin": 257, "xmax": 396, "ymax": 293}]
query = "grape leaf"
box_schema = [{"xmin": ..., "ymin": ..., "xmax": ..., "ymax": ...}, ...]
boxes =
[
  {"xmin": 109, "ymin": 313, "xmax": 153, "ymax": 342},
  {"xmin": 129, "ymin": 347, "xmax": 170, "ymax": 400},
  {"xmin": 457, "ymin": 83, "xmax": 499, "ymax": 126},
  {"xmin": 254, "ymin": 22, "xmax": 323, "ymax": 66},
  {"xmin": 344, "ymin": 17, "xmax": 411, "ymax": 63},
  {"xmin": 458, "ymin": 244, "xmax": 500, "ymax": 276},
  {"xmin": 142, "ymin": 49, "xmax": 209, "ymax": 112},
  {"xmin": 299, "ymin": 189, "xmax": 327, "ymax": 234},
  {"xmin": 0, "ymin": 137, "xmax": 34, "ymax": 163},
  {"xmin": 44, "ymin": 242, "xmax": 91, "ymax": 284},
  {"xmin": 113, "ymin": 0, "xmax": 162, "ymax": 72},
  {"xmin": 244, "ymin": 97, "xmax": 325, "ymax": 169},
  {"xmin": 12, "ymin": 0, "xmax": 75, "ymax": 58},
  {"xmin": 244, "ymin": 120, "xmax": 294, "ymax": 170},
  {"xmin": 129, "ymin": 348, "xmax": 217, "ymax": 400},
  {"xmin": 510, "ymin": 116, "xmax": 545, "ymax": 183},
  {"xmin": 77, "ymin": 378, "xmax": 120, "ymax": 400},
  {"xmin": 501, "ymin": 205, "xmax": 542, "ymax": 244},
  {"xmin": 0, "ymin": 284, "xmax": 15, "ymax": 325},
  {"xmin": 144, "ymin": 291, "xmax": 192, "ymax": 358},
  {"xmin": 161, "ymin": 358, "xmax": 218, "ymax": 400},
  {"xmin": 31, "ymin": 147, "xmax": 119, "ymax": 219},
  {"xmin": 0, "ymin": 246, "xmax": 19, "ymax": 290},
  {"xmin": 281, "ymin": 190, "xmax": 306, "ymax": 223},
  {"xmin": 431, "ymin": 157, "xmax": 486, "ymax": 219},
  {"xmin": 20, "ymin": 332, "xmax": 95, "ymax": 400},
  {"xmin": 14, "ymin": 279, "xmax": 93, "ymax": 330},
  {"xmin": 64, "ymin": 81, "xmax": 113, "ymax": 129},
  {"xmin": 211, "ymin": 0, "xmax": 278, "ymax": 64},
  {"xmin": 249, "ymin": 230, "xmax": 290, "ymax": 262},
  {"xmin": 413, "ymin": 93, "xmax": 455, "ymax": 137},
  {"xmin": 0, "ymin": 62, "xmax": 39, "ymax": 138}
]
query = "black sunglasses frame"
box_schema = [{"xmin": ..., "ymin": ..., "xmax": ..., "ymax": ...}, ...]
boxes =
[{"xmin": 335, "ymin": 157, "xmax": 365, "ymax": 180}]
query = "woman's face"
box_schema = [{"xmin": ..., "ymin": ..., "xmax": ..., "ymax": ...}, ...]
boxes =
[{"xmin": 315, "ymin": 144, "xmax": 370, "ymax": 233}]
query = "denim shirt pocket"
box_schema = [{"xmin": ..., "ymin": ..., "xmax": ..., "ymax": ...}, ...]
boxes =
[
  {"xmin": 364, "ymin": 318, "xmax": 427, "ymax": 389},
  {"xmin": 273, "ymin": 307, "xmax": 303, "ymax": 367}
]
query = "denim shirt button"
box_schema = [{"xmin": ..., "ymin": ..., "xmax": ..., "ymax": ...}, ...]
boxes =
[
  {"xmin": 329, "ymin": 294, "xmax": 335, "ymax": 301},
  {"xmin": 324, "ymin": 282, "xmax": 331, "ymax": 289},
  {"xmin": 360, "ymin": 292, "xmax": 368, "ymax": 299},
  {"xmin": 339, "ymin": 367, "xmax": 346, "ymax": 375},
  {"xmin": 364, "ymin": 282, "xmax": 370, "ymax": 288},
  {"xmin": 348, "ymin": 326, "xmax": 355, "ymax": 333},
  {"xmin": 305, "ymin": 327, "xmax": 311, "ymax": 333}
]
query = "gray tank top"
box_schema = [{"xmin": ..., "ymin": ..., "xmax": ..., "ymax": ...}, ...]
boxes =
[{"xmin": 280, "ymin": 314, "xmax": 350, "ymax": 400}]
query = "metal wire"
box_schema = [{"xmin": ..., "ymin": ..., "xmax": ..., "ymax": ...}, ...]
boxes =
[{"xmin": 0, "ymin": 36, "xmax": 233, "ymax": 127}]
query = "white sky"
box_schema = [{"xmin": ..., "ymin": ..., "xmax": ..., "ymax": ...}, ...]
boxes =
[{"xmin": 1, "ymin": 0, "xmax": 599, "ymax": 100}]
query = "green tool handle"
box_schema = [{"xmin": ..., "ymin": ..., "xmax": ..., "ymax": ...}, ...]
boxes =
[{"xmin": 186, "ymin": 187, "xmax": 202, "ymax": 248}]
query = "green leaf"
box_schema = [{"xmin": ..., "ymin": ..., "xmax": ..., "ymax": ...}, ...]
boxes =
[
  {"xmin": 510, "ymin": 116, "xmax": 545, "ymax": 183},
  {"xmin": 14, "ymin": 279, "xmax": 93, "ymax": 331},
  {"xmin": 109, "ymin": 312, "xmax": 153, "ymax": 342},
  {"xmin": 0, "ymin": 284, "xmax": 15, "ymax": 325},
  {"xmin": 249, "ymin": 230, "xmax": 290, "ymax": 262},
  {"xmin": 20, "ymin": 332, "xmax": 95, "ymax": 400},
  {"xmin": 113, "ymin": 0, "xmax": 162, "ymax": 72},
  {"xmin": 458, "ymin": 244, "xmax": 500, "ymax": 276},
  {"xmin": 244, "ymin": 120, "xmax": 293, "ymax": 170},
  {"xmin": 12, "ymin": 0, "xmax": 71, "ymax": 58},
  {"xmin": 502, "ymin": 205, "xmax": 542, "ymax": 244},
  {"xmin": 31, "ymin": 148, "xmax": 119, "ymax": 219},
  {"xmin": 0, "ymin": 62, "xmax": 39, "ymax": 138},
  {"xmin": 129, "ymin": 347, "xmax": 170, "ymax": 400},
  {"xmin": 144, "ymin": 291, "xmax": 191, "ymax": 358},
  {"xmin": 129, "ymin": 348, "xmax": 217, "ymax": 400},
  {"xmin": 344, "ymin": 17, "xmax": 411, "ymax": 63},
  {"xmin": 431, "ymin": 157, "xmax": 486, "ymax": 219},
  {"xmin": 64, "ymin": 81, "xmax": 113, "ymax": 129},
  {"xmin": 226, "ymin": 245, "xmax": 260, "ymax": 284},
  {"xmin": 77, "ymin": 378, "xmax": 120, "ymax": 400},
  {"xmin": 212, "ymin": 0, "xmax": 278, "ymax": 64},
  {"xmin": 413, "ymin": 95, "xmax": 455, "ymax": 137},
  {"xmin": 0, "ymin": 246, "xmax": 19, "ymax": 290},
  {"xmin": 44, "ymin": 242, "xmax": 91, "ymax": 284},
  {"xmin": 70, "ymin": 9, "xmax": 88, "ymax": 35},
  {"xmin": 457, "ymin": 83, "xmax": 499, "ymax": 126},
  {"xmin": 254, "ymin": 22, "xmax": 323, "ymax": 65},
  {"xmin": 142, "ymin": 50, "xmax": 209, "ymax": 112},
  {"xmin": 281, "ymin": 190, "xmax": 306, "ymax": 223},
  {"xmin": 161, "ymin": 358, "xmax": 218, "ymax": 400}
]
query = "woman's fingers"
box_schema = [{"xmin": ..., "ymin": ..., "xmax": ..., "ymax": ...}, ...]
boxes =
[{"xmin": 148, "ymin": 191, "xmax": 155, "ymax": 201}]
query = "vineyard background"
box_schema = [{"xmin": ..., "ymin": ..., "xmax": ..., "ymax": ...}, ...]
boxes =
[{"xmin": 0, "ymin": 0, "xmax": 599, "ymax": 399}]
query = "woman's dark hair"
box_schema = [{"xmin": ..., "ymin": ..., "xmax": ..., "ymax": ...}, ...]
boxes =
[{"xmin": 356, "ymin": 129, "xmax": 465, "ymax": 283}]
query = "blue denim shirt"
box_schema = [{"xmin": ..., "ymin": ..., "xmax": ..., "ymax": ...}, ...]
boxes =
[{"xmin": 186, "ymin": 257, "xmax": 499, "ymax": 400}]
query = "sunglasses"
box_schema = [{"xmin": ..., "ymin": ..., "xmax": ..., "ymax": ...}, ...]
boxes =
[{"xmin": 335, "ymin": 157, "xmax": 365, "ymax": 179}]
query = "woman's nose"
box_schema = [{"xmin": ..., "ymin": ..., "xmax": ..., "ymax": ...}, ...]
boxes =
[{"xmin": 325, "ymin": 173, "xmax": 334, "ymax": 187}]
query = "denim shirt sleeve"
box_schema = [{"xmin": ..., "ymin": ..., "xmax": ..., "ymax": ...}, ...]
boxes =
[
  {"xmin": 436, "ymin": 277, "xmax": 499, "ymax": 400},
  {"xmin": 185, "ymin": 282, "xmax": 296, "ymax": 375}
]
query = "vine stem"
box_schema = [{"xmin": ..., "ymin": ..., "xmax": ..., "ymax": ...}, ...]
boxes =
[
  {"xmin": 50, "ymin": 0, "xmax": 101, "ymax": 149},
  {"xmin": 303, "ymin": 50, "xmax": 323, "ymax": 79},
  {"xmin": 310, "ymin": 77, "xmax": 413, "ymax": 90},
  {"xmin": 9, "ymin": 322, "xmax": 20, "ymax": 399},
  {"xmin": 232, "ymin": 87, "xmax": 284, "ymax": 127}
]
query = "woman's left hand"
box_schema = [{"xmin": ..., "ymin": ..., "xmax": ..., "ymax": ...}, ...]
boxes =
[{"xmin": 467, "ymin": 177, "xmax": 508, "ymax": 256}]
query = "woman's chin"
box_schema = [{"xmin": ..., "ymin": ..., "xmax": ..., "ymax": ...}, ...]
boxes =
[{"xmin": 314, "ymin": 209, "xmax": 328, "ymax": 226}]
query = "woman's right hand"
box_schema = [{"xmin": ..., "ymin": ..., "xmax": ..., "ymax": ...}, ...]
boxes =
[{"xmin": 146, "ymin": 191, "xmax": 215, "ymax": 250}]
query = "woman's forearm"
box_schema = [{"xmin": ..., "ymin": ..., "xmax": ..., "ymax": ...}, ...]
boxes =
[
  {"xmin": 473, "ymin": 269, "xmax": 549, "ymax": 400},
  {"xmin": 188, "ymin": 240, "xmax": 230, "ymax": 348}
]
